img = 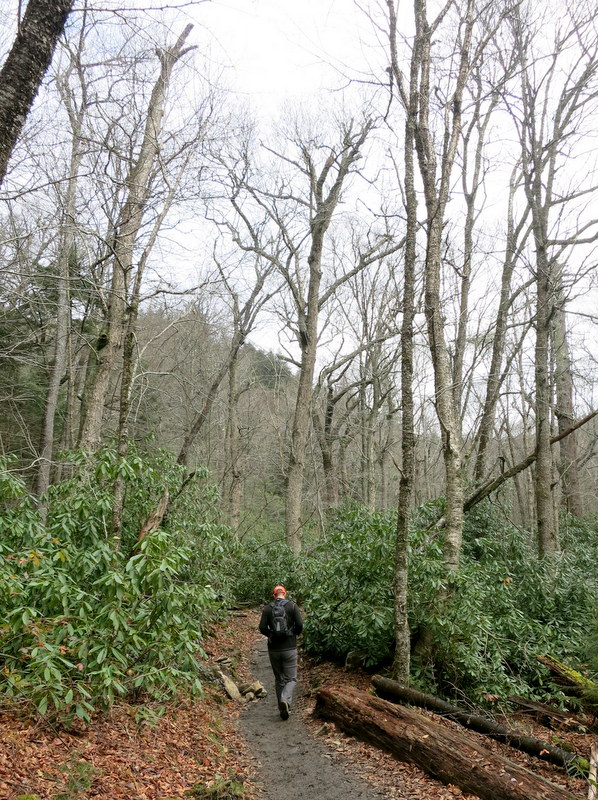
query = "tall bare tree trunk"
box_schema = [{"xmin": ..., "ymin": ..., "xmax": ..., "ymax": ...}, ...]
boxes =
[
  {"xmin": 387, "ymin": 0, "xmax": 417, "ymax": 682},
  {"xmin": 0, "ymin": 0, "xmax": 74, "ymax": 185},
  {"xmin": 36, "ymin": 50, "xmax": 87, "ymax": 504},
  {"xmin": 552, "ymin": 301, "xmax": 582, "ymax": 517},
  {"xmin": 413, "ymin": 0, "xmax": 475, "ymax": 572},
  {"xmin": 79, "ymin": 25, "xmax": 193, "ymax": 453},
  {"xmin": 285, "ymin": 123, "xmax": 372, "ymax": 554},
  {"xmin": 531, "ymin": 206, "xmax": 558, "ymax": 557},
  {"xmin": 286, "ymin": 256, "xmax": 322, "ymax": 554}
]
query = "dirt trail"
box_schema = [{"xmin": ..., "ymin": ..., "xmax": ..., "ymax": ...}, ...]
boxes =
[{"xmin": 238, "ymin": 637, "xmax": 385, "ymax": 800}]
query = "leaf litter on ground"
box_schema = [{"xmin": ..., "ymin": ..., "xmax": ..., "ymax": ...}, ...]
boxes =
[{"xmin": 0, "ymin": 606, "xmax": 593, "ymax": 799}]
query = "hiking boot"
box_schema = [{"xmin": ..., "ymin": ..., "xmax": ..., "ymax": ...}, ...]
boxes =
[{"xmin": 279, "ymin": 701, "xmax": 289, "ymax": 720}]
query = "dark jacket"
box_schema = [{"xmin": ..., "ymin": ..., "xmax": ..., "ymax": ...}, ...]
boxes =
[{"xmin": 259, "ymin": 598, "xmax": 303, "ymax": 651}]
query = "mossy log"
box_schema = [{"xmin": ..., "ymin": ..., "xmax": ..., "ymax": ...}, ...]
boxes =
[
  {"xmin": 537, "ymin": 656, "xmax": 596, "ymax": 693},
  {"xmin": 315, "ymin": 684, "xmax": 583, "ymax": 800},
  {"xmin": 537, "ymin": 655, "xmax": 598, "ymax": 715},
  {"xmin": 371, "ymin": 676, "xmax": 587, "ymax": 774}
]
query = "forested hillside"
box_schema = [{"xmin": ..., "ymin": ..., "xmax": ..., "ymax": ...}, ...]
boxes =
[{"xmin": 1, "ymin": 0, "xmax": 598, "ymax": 773}]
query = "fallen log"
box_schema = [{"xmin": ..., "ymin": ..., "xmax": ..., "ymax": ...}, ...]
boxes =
[
  {"xmin": 315, "ymin": 685, "xmax": 583, "ymax": 800},
  {"xmin": 537, "ymin": 656, "xmax": 598, "ymax": 722},
  {"xmin": 509, "ymin": 696, "xmax": 588, "ymax": 733},
  {"xmin": 589, "ymin": 745, "xmax": 598, "ymax": 800},
  {"xmin": 372, "ymin": 676, "xmax": 587, "ymax": 774},
  {"xmin": 537, "ymin": 656, "xmax": 597, "ymax": 696}
]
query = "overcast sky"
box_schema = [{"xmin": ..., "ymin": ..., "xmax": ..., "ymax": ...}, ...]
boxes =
[{"xmin": 193, "ymin": 0, "xmax": 377, "ymax": 116}]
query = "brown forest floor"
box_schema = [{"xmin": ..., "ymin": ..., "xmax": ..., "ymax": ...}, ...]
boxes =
[{"xmin": 0, "ymin": 607, "xmax": 594, "ymax": 799}]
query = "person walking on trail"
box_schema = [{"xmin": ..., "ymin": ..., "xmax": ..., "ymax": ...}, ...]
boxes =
[{"xmin": 259, "ymin": 584, "xmax": 303, "ymax": 720}]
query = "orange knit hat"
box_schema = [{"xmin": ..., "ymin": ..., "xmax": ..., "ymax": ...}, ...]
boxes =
[{"xmin": 273, "ymin": 585, "xmax": 287, "ymax": 597}]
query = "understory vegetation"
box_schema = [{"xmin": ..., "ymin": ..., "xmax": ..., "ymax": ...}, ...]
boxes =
[
  {"xmin": 2, "ymin": 452, "xmax": 598, "ymax": 723},
  {"xmin": 232, "ymin": 502, "xmax": 598, "ymax": 709},
  {"xmin": 0, "ymin": 450, "xmax": 234, "ymax": 723}
]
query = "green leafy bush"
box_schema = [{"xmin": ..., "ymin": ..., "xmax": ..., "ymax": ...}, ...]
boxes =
[
  {"xmin": 295, "ymin": 500, "xmax": 598, "ymax": 705},
  {"xmin": 296, "ymin": 504, "xmax": 396, "ymax": 665},
  {"xmin": 0, "ymin": 450, "xmax": 227, "ymax": 722}
]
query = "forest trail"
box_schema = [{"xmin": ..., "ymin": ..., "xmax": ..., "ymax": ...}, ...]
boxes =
[
  {"xmin": 0, "ymin": 608, "xmax": 588, "ymax": 798},
  {"xmin": 237, "ymin": 636, "xmax": 384, "ymax": 800},
  {"xmin": 230, "ymin": 610, "xmax": 588, "ymax": 800}
]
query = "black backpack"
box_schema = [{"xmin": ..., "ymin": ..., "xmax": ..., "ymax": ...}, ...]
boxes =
[{"xmin": 270, "ymin": 599, "xmax": 293, "ymax": 641}]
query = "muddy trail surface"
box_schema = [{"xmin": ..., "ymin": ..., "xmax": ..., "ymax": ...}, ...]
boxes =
[{"xmin": 238, "ymin": 637, "xmax": 384, "ymax": 800}]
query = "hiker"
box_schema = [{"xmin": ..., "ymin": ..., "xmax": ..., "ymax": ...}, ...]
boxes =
[{"xmin": 259, "ymin": 584, "xmax": 303, "ymax": 720}]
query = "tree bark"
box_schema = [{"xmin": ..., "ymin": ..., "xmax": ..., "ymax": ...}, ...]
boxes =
[
  {"xmin": 552, "ymin": 302, "xmax": 582, "ymax": 517},
  {"xmin": 0, "ymin": 0, "xmax": 74, "ymax": 185},
  {"xmin": 372, "ymin": 675, "xmax": 586, "ymax": 773},
  {"xmin": 387, "ymin": 0, "xmax": 416, "ymax": 683},
  {"xmin": 315, "ymin": 685, "xmax": 582, "ymax": 800},
  {"xmin": 588, "ymin": 745, "xmax": 597, "ymax": 800},
  {"xmin": 533, "ymin": 219, "xmax": 558, "ymax": 557}
]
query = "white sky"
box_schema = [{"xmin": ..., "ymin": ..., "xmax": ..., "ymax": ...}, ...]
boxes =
[{"xmin": 193, "ymin": 0, "xmax": 375, "ymax": 115}]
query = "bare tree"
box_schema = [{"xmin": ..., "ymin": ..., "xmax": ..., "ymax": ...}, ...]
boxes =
[
  {"xmin": 282, "ymin": 121, "xmax": 373, "ymax": 553},
  {"xmin": 385, "ymin": 0, "xmax": 486, "ymax": 573},
  {"xmin": 452, "ymin": 64, "xmax": 503, "ymax": 419},
  {"xmin": 176, "ymin": 257, "xmax": 276, "ymax": 469},
  {"xmin": 322, "ymin": 248, "xmax": 402, "ymax": 510},
  {"xmin": 385, "ymin": 0, "xmax": 420, "ymax": 682},
  {"xmin": 222, "ymin": 116, "xmax": 401, "ymax": 552},
  {"xmin": 79, "ymin": 24, "xmax": 195, "ymax": 453},
  {"xmin": 472, "ymin": 171, "xmax": 533, "ymax": 485},
  {"xmin": 35, "ymin": 23, "xmax": 89, "ymax": 504},
  {"xmin": 507, "ymin": 1, "xmax": 598, "ymax": 556},
  {"xmin": 381, "ymin": 0, "xmax": 516, "ymax": 677}
]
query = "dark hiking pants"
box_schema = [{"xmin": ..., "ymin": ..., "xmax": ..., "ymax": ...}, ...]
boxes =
[{"xmin": 268, "ymin": 647, "xmax": 298, "ymax": 708}]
